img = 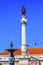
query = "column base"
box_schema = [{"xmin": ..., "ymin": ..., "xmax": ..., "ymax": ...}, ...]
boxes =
[
  {"xmin": 19, "ymin": 54, "xmax": 30, "ymax": 65},
  {"xmin": 19, "ymin": 58, "xmax": 30, "ymax": 65}
]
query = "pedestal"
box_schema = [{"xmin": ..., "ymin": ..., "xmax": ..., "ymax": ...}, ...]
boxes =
[{"xmin": 19, "ymin": 55, "xmax": 30, "ymax": 65}]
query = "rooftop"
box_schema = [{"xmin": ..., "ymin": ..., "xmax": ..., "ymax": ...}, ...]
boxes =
[{"xmin": 0, "ymin": 48, "xmax": 43, "ymax": 55}]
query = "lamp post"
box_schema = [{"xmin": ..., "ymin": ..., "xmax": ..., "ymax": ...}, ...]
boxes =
[{"xmin": 6, "ymin": 42, "xmax": 17, "ymax": 65}]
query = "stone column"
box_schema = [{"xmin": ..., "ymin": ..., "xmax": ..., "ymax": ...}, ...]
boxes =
[{"xmin": 21, "ymin": 7, "xmax": 27, "ymax": 56}]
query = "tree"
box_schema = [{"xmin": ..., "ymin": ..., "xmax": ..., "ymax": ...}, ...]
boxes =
[{"xmin": 0, "ymin": 63, "xmax": 2, "ymax": 65}]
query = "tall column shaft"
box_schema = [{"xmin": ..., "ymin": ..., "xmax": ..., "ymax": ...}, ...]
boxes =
[
  {"xmin": 22, "ymin": 24, "xmax": 26, "ymax": 44},
  {"xmin": 22, "ymin": 24, "xmax": 26, "ymax": 52},
  {"xmin": 21, "ymin": 15, "xmax": 27, "ymax": 55}
]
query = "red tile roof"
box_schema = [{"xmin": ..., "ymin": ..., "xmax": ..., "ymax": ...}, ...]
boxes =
[
  {"xmin": 27, "ymin": 48, "xmax": 43, "ymax": 54},
  {"xmin": 0, "ymin": 48, "xmax": 43, "ymax": 55}
]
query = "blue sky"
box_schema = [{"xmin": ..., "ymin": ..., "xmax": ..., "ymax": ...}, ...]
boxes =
[{"xmin": 0, "ymin": 0, "xmax": 43, "ymax": 52}]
